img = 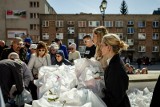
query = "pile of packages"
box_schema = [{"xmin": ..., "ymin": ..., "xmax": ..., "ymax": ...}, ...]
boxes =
[
  {"xmin": 128, "ymin": 87, "xmax": 153, "ymax": 107},
  {"xmin": 25, "ymin": 58, "xmax": 106, "ymax": 107},
  {"xmin": 25, "ymin": 58, "xmax": 154, "ymax": 107}
]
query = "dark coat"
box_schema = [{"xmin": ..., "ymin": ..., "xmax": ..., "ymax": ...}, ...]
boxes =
[
  {"xmin": 0, "ymin": 59, "xmax": 24, "ymax": 103},
  {"xmin": 150, "ymin": 75, "xmax": 160, "ymax": 107},
  {"xmin": 0, "ymin": 47, "xmax": 27, "ymax": 63},
  {"xmin": 103, "ymin": 54, "xmax": 130, "ymax": 107}
]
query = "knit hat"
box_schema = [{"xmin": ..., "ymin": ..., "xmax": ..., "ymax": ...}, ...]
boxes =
[{"xmin": 24, "ymin": 37, "xmax": 32, "ymax": 44}]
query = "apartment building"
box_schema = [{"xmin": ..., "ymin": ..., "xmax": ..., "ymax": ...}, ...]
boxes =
[
  {"xmin": 40, "ymin": 13, "xmax": 160, "ymax": 61},
  {"xmin": 0, "ymin": 0, "xmax": 56, "ymax": 44}
]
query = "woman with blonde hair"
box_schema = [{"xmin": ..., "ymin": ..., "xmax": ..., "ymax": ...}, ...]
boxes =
[
  {"xmin": 101, "ymin": 33, "xmax": 130, "ymax": 107},
  {"xmin": 93, "ymin": 26, "xmax": 108, "ymax": 69},
  {"xmin": 28, "ymin": 41, "xmax": 51, "ymax": 79}
]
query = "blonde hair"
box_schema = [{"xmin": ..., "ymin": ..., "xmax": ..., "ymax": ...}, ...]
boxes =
[
  {"xmin": 12, "ymin": 37, "xmax": 23, "ymax": 45},
  {"xmin": 93, "ymin": 26, "xmax": 108, "ymax": 60},
  {"xmin": 102, "ymin": 33, "xmax": 129, "ymax": 54},
  {"xmin": 93, "ymin": 26, "xmax": 108, "ymax": 45}
]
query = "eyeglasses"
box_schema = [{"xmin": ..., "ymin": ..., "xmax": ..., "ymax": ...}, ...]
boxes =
[
  {"xmin": 56, "ymin": 55, "xmax": 61, "ymax": 58},
  {"xmin": 83, "ymin": 40, "xmax": 90, "ymax": 44},
  {"xmin": 39, "ymin": 49, "xmax": 45, "ymax": 52},
  {"xmin": 69, "ymin": 48, "xmax": 74, "ymax": 50}
]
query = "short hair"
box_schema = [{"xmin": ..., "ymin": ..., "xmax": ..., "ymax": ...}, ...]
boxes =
[
  {"xmin": 8, "ymin": 52, "xmax": 19, "ymax": 60},
  {"xmin": 12, "ymin": 37, "xmax": 23, "ymax": 45},
  {"xmin": 54, "ymin": 38, "xmax": 60, "ymax": 42},
  {"xmin": 83, "ymin": 34, "xmax": 91, "ymax": 40},
  {"xmin": 50, "ymin": 42, "xmax": 59, "ymax": 50}
]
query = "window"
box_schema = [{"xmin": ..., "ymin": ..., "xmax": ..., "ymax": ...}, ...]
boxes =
[
  {"xmin": 127, "ymin": 39, "xmax": 134, "ymax": 46},
  {"xmin": 67, "ymin": 27, "xmax": 74, "ymax": 34},
  {"xmin": 42, "ymin": 33, "xmax": 49, "ymax": 40},
  {"xmin": 78, "ymin": 33, "xmax": 86, "ymax": 39},
  {"xmin": 138, "ymin": 33, "xmax": 146, "ymax": 40},
  {"xmin": 56, "ymin": 33, "xmax": 63, "ymax": 39},
  {"xmin": 127, "ymin": 27, "xmax": 134, "ymax": 34},
  {"xmin": 128, "ymin": 21, "xmax": 134, "ymax": 25},
  {"xmin": 30, "ymin": 24, "xmax": 39, "ymax": 30},
  {"xmin": 30, "ymin": 13, "xmax": 39, "ymax": 18},
  {"xmin": 67, "ymin": 21, "xmax": 74, "ymax": 25},
  {"xmin": 152, "ymin": 46, "xmax": 159, "ymax": 52},
  {"xmin": 88, "ymin": 21, "xmax": 100, "ymax": 27},
  {"xmin": 68, "ymin": 39, "xmax": 75, "ymax": 45},
  {"xmin": 30, "ymin": 1, "xmax": 39, "ymax": 8},
  {"xmin": 115, "ymin": 21, "xmax": 123, "ymax": 27},
  {"xmin": 78, "ymin": 21, "xmax": 86, "ymax": 27},
  {"xmin": 152, "ymin": 33, "xmax": 159, "ymax": 40},
  {"xmin": 116, "ymin": 33, "xmax": 123, "ymax": 39},
  {"xmin": 153, "ymin": 21, "xmax": 159, "ymax": 28},
  {"xmin": 104, "ymin": 21, "xmax": 113, "ymax": 27},
  {"xmin": 78, "ymin": 46, "xmax": 86, "ymax": 54},
  {"xmin": 138, "ymin": 21, "xmax": 146, "ymax": 27},
  {"xmin": 138, "ymin": 46, "xmax": 146, "ymax": 52},
  {"xmin": 56, "ymin": 21, "xmax": 64, "ymax": 27},
  {"xmin": 42, "ymin": 21, "xmax": 49, "ymax": 27}
]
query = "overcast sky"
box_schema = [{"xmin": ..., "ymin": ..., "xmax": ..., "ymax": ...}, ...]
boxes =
[{"xmin": 47, "ymin": 0, "xmax": 160, "ymax": 14}]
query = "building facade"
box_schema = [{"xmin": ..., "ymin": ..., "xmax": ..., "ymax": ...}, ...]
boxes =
[
  {"xmin": 0, "ymin": 0, "xmax": 56, "ymax": 44},
  {"xmin": 40, "ymin": 14, "xmax": 160, "ymax": 62}
]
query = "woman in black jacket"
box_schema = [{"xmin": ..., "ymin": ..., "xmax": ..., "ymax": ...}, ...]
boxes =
[{"xmin": 101, "ymin": 33, "xmax": 131, "ymax": 107}]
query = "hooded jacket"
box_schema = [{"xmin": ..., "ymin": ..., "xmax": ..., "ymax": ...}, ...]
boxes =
[{"xmin": 53, "ymin": 50, "xmax": 72, "ymax": 66}]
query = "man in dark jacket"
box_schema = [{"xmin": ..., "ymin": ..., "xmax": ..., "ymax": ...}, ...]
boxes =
[
  {"xmin": 0, "ymin": 40, "xmax": 8, "ymax": 56},
  {"xmin": 0, "ymin": 37, "xmax": 27, "ymax": 63},
  {"xmin": 0, "ymin": 59, "xmax": 24, "ymax": 103}
]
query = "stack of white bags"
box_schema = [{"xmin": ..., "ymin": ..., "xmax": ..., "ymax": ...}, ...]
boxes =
[
  {"xmin": 25, "ymin": 58, "xmax": 154, "ymax": 107},
  {"xmin": 128, "ymin": 87, "xmax": 153, "ymax": 107},
  {"xmin": 25, "ymin": 58, "xmax": 106, "ymax": 107}
]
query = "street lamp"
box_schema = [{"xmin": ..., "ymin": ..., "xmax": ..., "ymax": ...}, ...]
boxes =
[{"xmin": 99, "ymin": 0, "xmax": 107, "ymax": 26}]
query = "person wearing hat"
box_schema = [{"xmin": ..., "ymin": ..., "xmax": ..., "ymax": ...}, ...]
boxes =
[
  {"xmin": 24, "ymin": 37, "xmax": 33, "ymax": 63},
  {"xmin": 49, "ymin": 42, "xmax": 59, "ymax": 65},
  {"xmin": 68, "ymin": 43, "xmax": 81, "ymax": 63},
  {"xmin": 29, "ymin": 44, "xmax": 37, "ymax": 54},
  {"xmin": 54, "ymin": 38, "xmax": 68, "ymax": 60},
  {"xmin": 53, "ymin": 50, "xmax": 72, "ymax": 66}
]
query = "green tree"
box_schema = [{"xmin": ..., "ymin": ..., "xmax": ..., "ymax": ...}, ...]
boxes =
[{"xmin": 120, "ymin": 0, "xmax": 128, "ymax": 15}]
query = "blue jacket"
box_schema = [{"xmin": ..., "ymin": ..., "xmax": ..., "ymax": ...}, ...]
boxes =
[{"xmin": 59, "ymin": 44, "xmax": 68, "ymax": 59}]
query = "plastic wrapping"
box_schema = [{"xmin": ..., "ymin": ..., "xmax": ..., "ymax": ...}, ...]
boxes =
[
  {"xmin": 128, "ymin": 87, "xmax": 153, "ymax": 107},
  {"xmin": 31, "ymin": 88, "xmax": 106, "ymax": 107}
]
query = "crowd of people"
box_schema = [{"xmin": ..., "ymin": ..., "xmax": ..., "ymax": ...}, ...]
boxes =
[
  {"xmin": 0, "ymin": 26, "xmax": 159, "ymax": 107},
  {"xmin": 125, "ymin": 63, "xmax": 148, "ymax": 74}
]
